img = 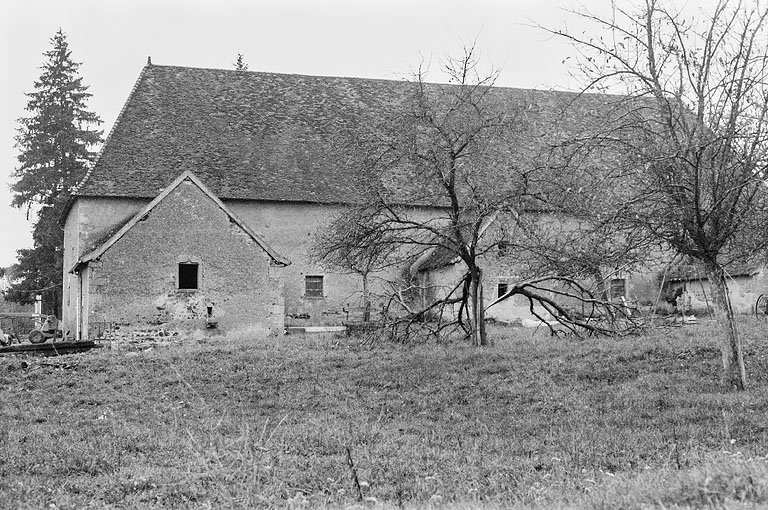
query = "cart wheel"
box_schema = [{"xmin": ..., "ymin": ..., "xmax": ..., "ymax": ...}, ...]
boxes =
[
  {"xmin": 756, "ymin": 294, "xmax": 768, "ymax": 318},
  {"xmin": 28, "ymin": 330, "xmax": 45, "ymax": 344}
]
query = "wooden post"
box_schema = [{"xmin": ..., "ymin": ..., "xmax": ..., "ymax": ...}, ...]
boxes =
[{"xmin": 34, "ymin": 295, "xmax": 42, "ymax": 329}]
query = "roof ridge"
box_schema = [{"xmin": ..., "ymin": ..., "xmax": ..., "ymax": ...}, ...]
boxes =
[
  {"xmin": 147, "ymin": 62, "xmax": 413, "ymax": 86},
  {"xmin": 73, "ymin": 62, "xmax": 152, "ymax": 197},
  {"xmin": 140, "ymin": 62, "xmax": 621, "ymax": 99}
]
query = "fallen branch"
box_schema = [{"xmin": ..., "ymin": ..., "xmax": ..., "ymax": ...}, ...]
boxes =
[{"xmin": 346, "ymin": 446, "xmax": 363, "ymax": 502}]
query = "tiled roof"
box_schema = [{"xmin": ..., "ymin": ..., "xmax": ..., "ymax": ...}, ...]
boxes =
[
  {"xmin": 665, "ymin": 262, "xmax": 761, "ymax": 282},
  {"xmin": 411, "ymin": 214, "xmax": 500, "ymax": 273},
  {"xmin": 75, "ymin": 63, "xmax": 633, "ymax": 204},
  {"xmin": 414, "ymin": 246, "xmax": 461, "ymax": 273}
]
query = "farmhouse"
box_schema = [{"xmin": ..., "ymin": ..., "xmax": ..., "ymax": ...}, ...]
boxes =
[{"xmin": 61, "ymin": 61, "xmax": 659, "ymax": 341}]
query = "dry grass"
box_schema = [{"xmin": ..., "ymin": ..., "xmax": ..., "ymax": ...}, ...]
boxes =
[{"xmin": 1, "ymin": 320, "xmax": 767, "ymax": 509}]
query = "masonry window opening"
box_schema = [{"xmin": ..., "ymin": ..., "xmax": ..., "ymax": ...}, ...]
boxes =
[
  {"xmin": 178, "ymin": 262, "xmax": 199, "ymax": 290},
  {"xmin": 305, "ymin": 275, "xmax": 324, "ymax": 298}
]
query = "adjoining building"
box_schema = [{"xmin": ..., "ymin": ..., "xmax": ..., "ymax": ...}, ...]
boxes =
[{"xmin": 660, "ymin": 262, "xmax": 766, "ymax": 315}]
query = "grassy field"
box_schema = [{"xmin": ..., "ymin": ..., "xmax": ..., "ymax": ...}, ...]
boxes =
[{"xmin": 1, "ymin": 321, "xmax": 767, "ymax": 509}]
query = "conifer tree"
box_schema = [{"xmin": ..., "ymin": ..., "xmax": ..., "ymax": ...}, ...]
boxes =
[
  {"xmin": 6, "ymin": 29, "xmax": 102, "ymax": 316},
  {"xmin": 233, "ymin": 53, "xmax": 249, "ymax": 71}
]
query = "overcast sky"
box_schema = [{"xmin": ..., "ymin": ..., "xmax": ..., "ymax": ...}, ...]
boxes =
[{"xmin": 0, "ymin": 0, "xmax": 715, "ymax": 268}]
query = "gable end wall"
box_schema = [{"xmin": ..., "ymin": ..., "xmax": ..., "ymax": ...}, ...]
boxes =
[{"xmin": 84, "ymin": 182, "xmax": 283, "ymax": 339}]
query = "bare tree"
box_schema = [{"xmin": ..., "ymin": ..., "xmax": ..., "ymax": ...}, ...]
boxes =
[
  {"xmin": 314, "ymin": 47, "xmax": 515, "ymax": 345},
  {"xmin": 547, "ymin": 0, "xmax": 768, "ymax": 389},
  {"xmin": 316, "ymin": 46, "xmax": 639, "ymax": 345},
  {"xmin": 311, "ymin": 207, "xmax": 402, "ymax": 322}
]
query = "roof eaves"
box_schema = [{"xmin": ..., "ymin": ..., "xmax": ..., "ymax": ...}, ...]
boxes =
[
  {"xmin": 411, "ymin": 212, "xmax": 500, "ymax": 273},
  {"xmin": 666, "ymin": 262, "xmax": 762, "ymax": 282}
]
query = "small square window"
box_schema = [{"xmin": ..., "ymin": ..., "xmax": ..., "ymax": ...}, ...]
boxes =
[
  {"xmin": 305, "ymin": 275, "xmax": 324, "ymax": 298},
  {"xmin": 610, "ymin": 278, "xmax": 626, "ymax": 300},
  {"xmin": 497, "ymin": 282, "xmax": 508, "ymax": 299},
  {"xmin": 179, "ymin": 263, "xmax": 199, "ymax": 290}
]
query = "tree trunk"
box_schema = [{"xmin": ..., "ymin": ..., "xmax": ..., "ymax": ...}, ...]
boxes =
[
  {"xmin": 592, "ymin": 269, "xmax": 614, "ymax": 320},
  {"xmin": 468, "ymin": 267, "xmax": 490, "ymax": 347},
  {"xmin": 362, "ymin": 273, "xmax": 371, "ymax": 323},
  {"xmin": 706, "ymin": 263, "xmax": 746, "ymax": 391}
]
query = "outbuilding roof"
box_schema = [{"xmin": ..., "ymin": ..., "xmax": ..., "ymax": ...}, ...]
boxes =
[
  {"xmin": 665, "ymin": 262, "xmax": 761, "ymax": 282},
  {"xmin": 71, "ymin": 171, "xmax": 290, "ymax": 273},
  {"xmin": 74, "ymin": 62, "xmax": 633, "ymax": 206}
]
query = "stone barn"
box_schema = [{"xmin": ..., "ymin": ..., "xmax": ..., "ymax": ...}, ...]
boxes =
[{"xmin": 61, "ymin": 60, "xmax": 671, "ymax": 340}]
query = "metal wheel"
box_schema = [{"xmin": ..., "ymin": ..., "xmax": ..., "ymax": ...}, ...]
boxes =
[
  {"xmin": 28, "ymin": 329, "xmax": 45, "ymax": 344},
  {"xmin": 756, "ymin": 294, "xmax": 768, "ymax": 318}
]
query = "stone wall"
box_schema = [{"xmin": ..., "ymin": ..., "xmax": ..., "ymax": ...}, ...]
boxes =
[
  {"xmin": 64, "ymin": 196, "xmax": 423, "ymax": 332},
  {"xmin": 664, "ymin": 272, "xmax": 768, "ymax": 315},
  {"xmin": 80, "ymin": 181, "xmax": 284, "ymax": 340},
  {"xmin": 228, "ymin": 201, "xmax": 437, "ymax": 326},
  {"xmin": 422, "ymin": 243, "xmax": 670, "ymax": 325},
  {"xmin": 71, "ymin": 190, "xmax": 678, "ymax": 331},
  {"xmin": 62, "ymin": 197, "xmax": 148, "ymax": 338}
]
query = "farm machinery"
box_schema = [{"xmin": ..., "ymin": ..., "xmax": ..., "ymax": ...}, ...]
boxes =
[{"xmin": 0, "ymin": 312, "xmax": 62, "ymax": 346}]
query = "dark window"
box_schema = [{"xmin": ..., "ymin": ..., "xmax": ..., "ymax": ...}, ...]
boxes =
[
  {"xmin": 305, "ymin": 275, "xmax": 324, "ymax": 298},
  {"xmin": 178, "ymin": 263, "xmax": 199, "ymax": 290},
  {"xmin": 610, "ymin": 278, "xmax": 626, "ymax": 300},
  {"xmin": 497, "ymin": 282, "xmax": 508, "ymax": 298},
  {"xmin": 497, "ymin": 240, "xmax": 509, "ymax": 257}
]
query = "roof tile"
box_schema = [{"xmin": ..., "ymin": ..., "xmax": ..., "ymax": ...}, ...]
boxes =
[{"xmin": 77, "ymin": 64, "xmax": 631, "ymax": 204}]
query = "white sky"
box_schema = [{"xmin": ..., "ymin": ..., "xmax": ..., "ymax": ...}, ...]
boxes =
[{"xmin": 0, "ymin": 0, "xmax": 714, "ymax": 268}]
